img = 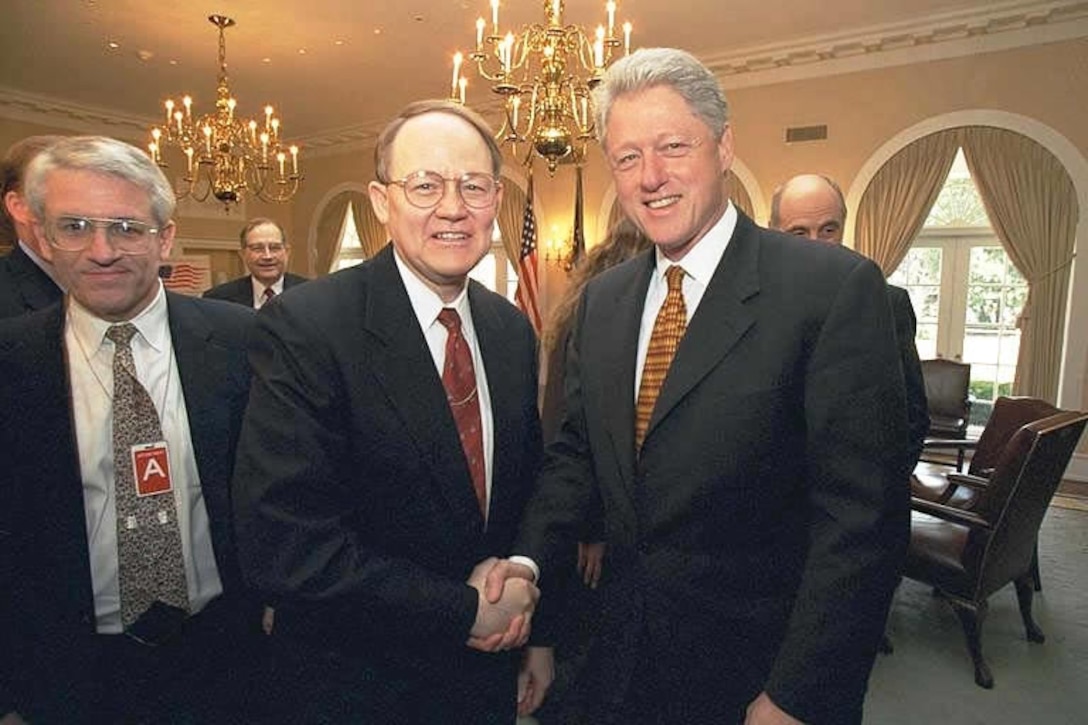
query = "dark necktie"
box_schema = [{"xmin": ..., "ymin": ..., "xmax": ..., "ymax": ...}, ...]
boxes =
[
  {"xmin": 107, "ymin": 323, "xmax": 189, "ymax": 627},
  {"xmin": 261, "ymin": 287, "xmax": 276, "ymax": 306},
  {"xmin": 437, "ymin": 309, "xmax": 487, "ymax": 516},
  {"xmin": 635, "ymin": 265, "xmax": 687, "ymax": 451}
]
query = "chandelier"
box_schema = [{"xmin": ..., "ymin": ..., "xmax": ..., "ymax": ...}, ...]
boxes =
[
  {"xmin": 147, "ymin": 15, "xmax": 302, "ymax": 207},
  {"xmin": 450, "ymin": 0, "xmax": 633, "ymax": 173}
]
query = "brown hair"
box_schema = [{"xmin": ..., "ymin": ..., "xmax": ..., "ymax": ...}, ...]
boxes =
[
  {"xmin": 1, "ymin": 135, "xmax": 65, "ymax": 243},
  {"xmin": 373, "ymin": 100, "xmax": 503, "ymax": 182},
  {"xmin": 544, "ymin": 217, "xmax": 652, "ymax": 352},
  {"xmin": 238, "ymin": 217, "xmax": 287, "ymax": 248}
]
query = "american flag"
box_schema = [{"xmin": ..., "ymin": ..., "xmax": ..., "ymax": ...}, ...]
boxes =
[{"xmin": 515, "ymin": 175, "xmax": 542, "ymax": 334}]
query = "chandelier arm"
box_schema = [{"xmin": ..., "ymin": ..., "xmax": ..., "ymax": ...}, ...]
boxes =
[{"xmin": 147, "ymin": 14, "xmax": 301, "ymax": 209}]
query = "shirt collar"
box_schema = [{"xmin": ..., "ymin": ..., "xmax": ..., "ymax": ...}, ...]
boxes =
[
  {"xmin": 392, "ymin": 247, "xmax": 471, "ymax": 331},
  {"xmin": 651, "ymin": 201, "xmax": 737, "ymax": 285},
  {"xmin": 67, "ymin": 280, "xmax": 169, "ymax": 354},
  {"xmin": 251, "ymin": 275, "xmax": 285, "ymax": 298}
]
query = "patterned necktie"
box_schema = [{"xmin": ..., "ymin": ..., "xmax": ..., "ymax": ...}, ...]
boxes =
[
  {"xmin": 635, "ymin": 265, "xmax": 687, "ymax": 451},
  {"xmin": 437, "ymin": 309, "xmax": 487, "ymax": 516},
  {"xmin": 106, "ymin": 323, "xmax": 189, "ymax": 627},
  {"xmin": 261, "ymin": 287, "xmax": 276, "ymax": 306}
]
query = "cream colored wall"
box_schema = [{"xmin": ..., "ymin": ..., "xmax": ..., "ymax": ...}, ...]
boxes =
[{"xmin": 9, "ymin": 37, "xmax": 1085, "ymax": 427}]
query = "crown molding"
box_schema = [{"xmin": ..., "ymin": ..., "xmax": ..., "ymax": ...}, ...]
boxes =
[
  {"xmin": 704, "ymin": 0, "xmax": 1088, "ymax": 89},
  {"xmin": 2, "ymin": 1, "xmax": 1084, "ymax": 151},
  {"xmin": 0, "ymin": 86, "xmax": 152, "ymax": 141}
]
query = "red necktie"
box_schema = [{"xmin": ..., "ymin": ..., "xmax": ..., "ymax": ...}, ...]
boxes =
[
  {"xmin": 437, "ymin": 309, "xmax": 487, "ymax": 516},
  {"xmin": 261, "ymin": 287, "xmax": 276, "ymax": 305}
]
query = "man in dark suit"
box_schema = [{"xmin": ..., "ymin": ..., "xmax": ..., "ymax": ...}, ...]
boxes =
[
  {"xmin": 0, "ymin": 136, "xmax": 266, "ymax": 724},
  {"xmin": 232, "ymin": 100, "xmax": 549, "ymax": 723},
  {"xmin": 0, "ymin": 135, "xmax": 65, "ymax": 318},
  {"xmin": 485, "ymin": 48, "xmax": 910, "ymax": 723},
  {"xmin": 203, "ymin": 216, "xmax": 306, "ymax": 308},
  {"xmin": 770, "ymin": 172, "xmax": 930, "ymax": 469}
]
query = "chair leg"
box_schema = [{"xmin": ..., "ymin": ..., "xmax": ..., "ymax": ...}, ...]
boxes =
[
  {"xmin": 1031, "ymin": 542, "xmax": 1042, "ymax": 592},
  {"xmin": 949, "ymin": 598, "xmax": 993, "ymax": 689},
  {"xmin": 1014, "ymin": 576, "xmax": 1046, "ymax": 643}
]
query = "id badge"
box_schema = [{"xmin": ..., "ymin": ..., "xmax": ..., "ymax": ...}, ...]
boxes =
[{"xmin": 131, "ymin": 441, "xmax": 173, "ymax": 497}]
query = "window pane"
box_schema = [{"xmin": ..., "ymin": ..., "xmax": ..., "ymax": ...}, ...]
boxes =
[{"xmin": 469, "ymin": 253, "xmax": 497, "ymax": 292}]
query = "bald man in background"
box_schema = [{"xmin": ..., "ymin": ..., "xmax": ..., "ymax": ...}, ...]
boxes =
[{"xmin": 770, "ymin": 173, "xmax": 929, "ymax": 470}]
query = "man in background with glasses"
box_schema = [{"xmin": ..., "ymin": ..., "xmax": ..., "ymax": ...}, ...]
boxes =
[
  {"xmin": 203, "ymin": 216, "xmax": 307, "ymax": 308},
  {"xmin": 0, "ymin": 136, "xmax": 269, "ymax": 723},
  {"xmin": 232, "ymin": 100, "xmax": 550, "ymax": 723}
]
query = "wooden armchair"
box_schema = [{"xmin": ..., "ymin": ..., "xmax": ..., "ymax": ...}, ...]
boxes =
[
  {"xmin": 912, "ymin": 396, "xmax": 1059, "ymax": 504},
  {"xmin": 902, "ymin": 409, "xmax": 1088, "ymax": 688},
  {"xmin": 912, "ymin": 396, "xmax": 1061, "ymax": 592},
  {"xmin": 920, "ymin": 358, "xmax": 972, "ymax": 439}
]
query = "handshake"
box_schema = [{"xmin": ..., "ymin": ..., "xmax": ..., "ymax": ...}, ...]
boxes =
[{"xmin": 466, "ymin": 557, "xmax": 538, "ymax": 652}]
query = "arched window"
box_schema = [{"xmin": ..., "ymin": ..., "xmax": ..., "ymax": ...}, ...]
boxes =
[
  {"xmin": 331, "ymin": 201, "xmax": 367, "ymax": 271},
  {"xmin": 889, "ymin": 148, "xmax": 1028, "ymax": 426}
]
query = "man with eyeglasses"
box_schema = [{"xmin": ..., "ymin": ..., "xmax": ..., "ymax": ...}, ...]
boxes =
[
  {"xmin": 0, "ymin": 136, "xmax": 270, "ymax": 723},
  {"xmin": 232, "ymin": 100, "xmax": 550, "ymax": 722},
  {"xmin": 482, "ymin": 48, "xmax": 909, "ymax": 723},
  {"xmin": 203, "ymin": 217, "xmax": 306, "ymax": 308},
  {"xmin": 0, "ymin": 135, "xmax": 66, "ymax": 319}
]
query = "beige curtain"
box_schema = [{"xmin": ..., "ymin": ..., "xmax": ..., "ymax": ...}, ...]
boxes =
[
  {"xmin": 961, "ymin": 127, "xmax": 1078, "ymax": 401},
  {"xmin": 314, "ymin": 193, "xmax": 352, "ymax": 274},
  {"xmin": 354, "ymin": 195, "xmax": 388, "ymax": 259},
  {"xmin": 497, "ymin": 180, "xmax": 528, "ymax": 263},
  {"xmin": 855, "ymin": 129, "xmax": 961, "ymax": 274}
]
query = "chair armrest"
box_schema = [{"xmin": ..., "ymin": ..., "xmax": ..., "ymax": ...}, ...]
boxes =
[
  {"xmin": 945, "ymin": 472, "xmax": 991, "ymax": 492},
  {"xmin": 911, "ymin": 497, "xmax": 992, "ymax": 529},
  {"xmin": 922, "ymin": 437, "xmax": 979, "ymax": 452}
]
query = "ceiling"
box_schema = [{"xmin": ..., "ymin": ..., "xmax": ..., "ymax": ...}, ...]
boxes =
[{"xmin": 0, "ymin": 0, "xmax": 1068, "ymax": 148}]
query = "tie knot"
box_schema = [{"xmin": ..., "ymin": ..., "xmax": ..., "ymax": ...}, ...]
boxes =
[
  {"xmin": 437, "ymin": 308, "xmax": 462, "ymax": 333},
  {"xmin": 665, "ymin": 265, "xmax": 685, "ymax": 291},
  {"xmin": 263, "ymin": 287, "xmax": 276, "ymax": 300},
  {"xmin": 106, "ymin": 323, "xmax": 138, "ymax": 348}
]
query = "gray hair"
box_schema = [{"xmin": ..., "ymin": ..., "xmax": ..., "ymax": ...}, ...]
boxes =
[
  {"xmin": 592, "ymin": 47, "xmax": 729, "ymax": 147},
  {"xmin": 768, "ymin": 174, "xmax": 846, "ymax": 229},
  {"xmin": 24, "ymin": 136, "xmax": 176, "ymax": 227}
]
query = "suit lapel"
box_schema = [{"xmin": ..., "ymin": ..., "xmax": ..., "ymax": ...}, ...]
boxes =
[
  {"xmin": 643, "ymin": 214, "xmax": 760, "ymax": 444},
  {"xmin": 599, "ymin": 254, "xmax": 652, "ymax": 492},
  {"xmin": 362, "ymin": 249, "xmax": 484, "ymax": 532}
]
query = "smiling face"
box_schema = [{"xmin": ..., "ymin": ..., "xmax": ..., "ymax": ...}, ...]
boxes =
[
  {"xmin": 240, "ymin": 221, "xmax": 289, "ymax": 285},
  {"xmin": 603, "ymin": 85, "xmax": 734, "ymax": 262},
  {"xmin": 368, "ymin": 111, "xmax": 501, "ymax": 303},
  {"xmin": 37, "ymin": 168, "xmax": 174, "ymax": 321}
]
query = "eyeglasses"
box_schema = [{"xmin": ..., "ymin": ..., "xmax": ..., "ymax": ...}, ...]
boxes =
[
  {"xmin": 244, "ymin": 242, "xmax": 288, "ymax": 254},
  {"xmin": 383, "ymin": 171, "xmax": 501, "ymax": 210},
  {"xmin": 45, "ymin": 216, "xmax": 160, "ymax": 255},
  {"xmin": 608, "ymin": 137, "xmax": 706, "ymax": 174}
]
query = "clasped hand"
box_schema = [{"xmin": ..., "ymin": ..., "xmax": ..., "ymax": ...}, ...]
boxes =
[{"xmin": 465, "ymin": 557, "xmax": 537, "ymax": 652}]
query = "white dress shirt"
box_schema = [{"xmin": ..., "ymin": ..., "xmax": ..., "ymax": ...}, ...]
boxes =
[
  {"xmin": 65, "ymin": 282, "xmax": 224, "ymax": 633},
  {"xmin": 635, "ymin": 202, "xmax": 737, "ymax": 401},
  {"xmin": 251, "ymin": 275, "xmax": 285, "ymax": 309},
  {"xmin": 393, "ymin": 249, "xmax": 496, "ymax": 520}
]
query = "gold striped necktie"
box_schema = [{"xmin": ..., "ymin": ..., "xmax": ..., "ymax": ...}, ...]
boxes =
[{"xmin": 635, "ymin": 265, "xmax": 687, "ymax": 451}]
